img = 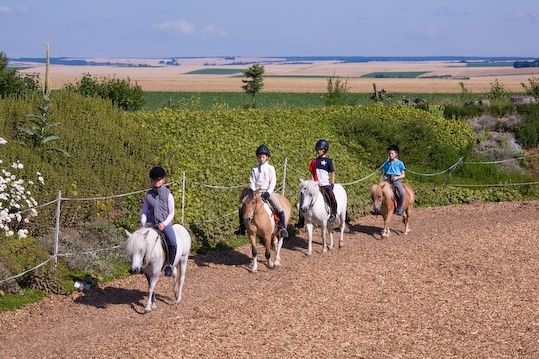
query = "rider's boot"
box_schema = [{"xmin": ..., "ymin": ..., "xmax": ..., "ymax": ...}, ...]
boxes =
[
  {"xmin": 278, "ymin": 211, "xmax": 288, "ymax": 238},
  {"xmin": 164, "ymin": 244, "xmax": 176, "ymax": 277}
]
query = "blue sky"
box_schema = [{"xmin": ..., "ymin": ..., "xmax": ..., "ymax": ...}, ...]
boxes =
[{"xmin": 0, "ymin": 0, "xmax": 538, "ymax": 58}]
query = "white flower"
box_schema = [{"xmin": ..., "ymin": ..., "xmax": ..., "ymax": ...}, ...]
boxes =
[
  {"xmin": 17, "ymin": 229, "xmax": 28, "ymax": 238},
  {"xmin": 0, "ymin": 138, "xmax": 6, "ymax": 145},
  {"xmin": 11, "ymin": 161, "xmax": 24, "ymax": 169},
  {"xmin": 38, "ymin": 176, "xmax": 44, "ymax": 185}
]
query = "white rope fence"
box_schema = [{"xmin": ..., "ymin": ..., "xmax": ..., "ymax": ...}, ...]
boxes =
[{"xmin": 3, "ymin": 153, "xmax": 539, "ymax": 284}]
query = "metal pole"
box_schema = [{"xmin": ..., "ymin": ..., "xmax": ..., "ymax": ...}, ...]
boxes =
[
  {"xmin": 181, "ymin": 172, "xmax": 186, "ymax": 225},
  {"xmin": 282, "ymin": 158, "xmax": 287, "ymax": 195},
  {"xmin": 53, "ymin": 190, "xmax": 61, "ymax": 267}
]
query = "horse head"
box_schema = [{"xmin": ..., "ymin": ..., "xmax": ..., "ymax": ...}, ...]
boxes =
[
  {"xmin": 299, "ymin": 180, "xmax": 320, "ymax": 213},
  {"xmin": 125, "ymin": 228, "xmax": 151, "ymax": 274},
  {"xmin": 370, "ymin": 181, "xmax": 394, "ymax": 214},
  {"xmin": 241, "ymin": 188, "xmax": 262, "ymax": 226}
]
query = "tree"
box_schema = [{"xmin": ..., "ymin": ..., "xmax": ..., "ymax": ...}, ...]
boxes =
[
  {"xmin": 325, "ymin": 76, "xmax": 350, "ymax": 106},
  {"xmin": 0, "ymin": 51, "xmax": 40, "ymax": 98},
  {"xmin": 241, "ymin": 63, "xmax": 264, "ymax": 108}
]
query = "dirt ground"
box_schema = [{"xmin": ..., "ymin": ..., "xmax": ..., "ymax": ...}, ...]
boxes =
[{"xmin": 0, "ymin": 201, "xmax": 538, "ymax": 358}]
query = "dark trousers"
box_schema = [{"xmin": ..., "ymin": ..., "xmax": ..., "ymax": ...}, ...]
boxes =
[
  {"xmin": 386, "ymin": 176, "xmax": 405, "ymax": 209},
  {"xmin": 162, "ymin": 224, "xmax": 177, "ymax": 265},
  {"xmin": 319, "ymin": 185, "xmax": 337, "ymax": 215}
]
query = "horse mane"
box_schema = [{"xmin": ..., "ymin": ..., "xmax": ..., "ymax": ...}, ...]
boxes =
[
  {"xmin": 373, "ymin": 181, "xmax": 394, "ymax": 201},
  {"xmin": 126, "ymin": 228, "xmax": 161, "ymax": 260}
]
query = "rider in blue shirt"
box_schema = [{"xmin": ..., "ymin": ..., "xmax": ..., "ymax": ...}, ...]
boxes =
[{"xmin": 382, "ymin": 145, "xmax": 406, "ymax": 216}]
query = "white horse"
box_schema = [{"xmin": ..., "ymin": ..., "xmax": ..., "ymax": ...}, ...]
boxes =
[
  {"xmin": 125, "ymin": 225, "xmax": 191, "ymax": 313},
  {"xmin": 298, "ymin": 180, "xmax": 348, "ymax": 255}
]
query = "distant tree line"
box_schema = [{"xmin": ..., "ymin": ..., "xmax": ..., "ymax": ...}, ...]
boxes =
[{"xmin": 513, "ymin": 59, "xmax": 539, "ymax": 68}]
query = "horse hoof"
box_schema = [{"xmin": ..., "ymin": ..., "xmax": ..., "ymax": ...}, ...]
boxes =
[
  {"xmin": 144, "ymin": 308, "xmax": 152, "ymax": 314},
  {"xmin": 307, "ymin": 251, "xmax": 312, "ymax": 256}
]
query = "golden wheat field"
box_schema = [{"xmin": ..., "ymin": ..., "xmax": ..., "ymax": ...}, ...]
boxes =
[{"xmin": 17, "ymin": 57, "xmax": 539, "ymax": 93}]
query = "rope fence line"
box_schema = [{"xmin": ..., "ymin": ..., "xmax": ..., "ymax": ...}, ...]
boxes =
[
  {"xmin": 0, "ymin": 257, "xmax": 53, "ymax": 285},
  {"xmin": 406, "ymin": 158, "xmax": 463, "ymax": 177},
  {"xmin": 191, "ymin": 181, "xmax": 247, "ymax": 189},
  {"xmin": 451, "ymin": 181, "xmax": 539, "ymax": 187},
  {"xmin": 340, "ymin": 165, "xmax": 384, "ymax": 186},
  {"xmin": 58, "ymin": 245, "xmax": 123, "ymax": 257},
  {"xmin": 3, "ymin": 155, "xmax": 539, "ymax": 284}
]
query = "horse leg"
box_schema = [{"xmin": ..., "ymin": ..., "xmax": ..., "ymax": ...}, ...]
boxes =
[
  {"xmin": 403, "ymin": 208, "xmax": 411, "ymax": 235},
  {"xmin": 173, "ymin": 255, "xmax": 187, "ymax": 304},
  {"xmin": 274, "ymin": 235, "xmax": 283, "ymax": 267},
  {"xmin": 328, "ymin": 223, "xmax": 335, "ymax": 250},
  {"xmin": 265, "ymin": 236, "xmax": 274, "ymax": 269},
  {"xmin": 339, "ymin": 214, "xmax": 346, "ymax": 248},
  {"xmin": 145, "ymin": 269, "xmax": 160, "ymax": 313},
  {"xmin": 306, "ymin": 222, "xmax": 314, "ymax": 256},
  {"xmin": 322, "ymin": 223, "xmax": 328, "ymax": 253},
  {"xmin": 249, "ymin": 234, "xmax": 258, "ymax": 273},
  {"xmin": 382, "ymin": 213, "xmax": 391, "ymax": 238}
]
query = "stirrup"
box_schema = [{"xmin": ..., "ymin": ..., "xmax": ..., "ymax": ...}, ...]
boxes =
[{"xmin": 279, "ymin": 228, "xmax": 289, "ymax": 238}]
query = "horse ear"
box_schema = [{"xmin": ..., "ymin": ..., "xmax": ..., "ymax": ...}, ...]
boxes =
[{"xmin": 125, "ymin": 229, "xmax": 132, "ymax": 237}]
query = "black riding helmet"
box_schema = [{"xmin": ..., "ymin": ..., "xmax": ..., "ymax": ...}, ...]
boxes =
[
  {"xmin": 256, "ymin": 144, "xmax": 271, "ymax": 157},
  {"xmin": 315, "ymin": 139, "xmax": 329, "ymax": 151},
  {"xmin": 387, "ymin": 144, "xmax": 400, "ymax": 153},
  {"xmin": 149, "ymin": 166, "xmax": 166, "ymax": 180}
]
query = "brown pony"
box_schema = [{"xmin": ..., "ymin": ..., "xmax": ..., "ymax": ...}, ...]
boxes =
[
  {"xmin": 240, "ymin": 188, "xmax": 292, "ymax": 272},
  {"xmin": 370, "ymin": 181, "xmax": 415, "ymax": 238}
]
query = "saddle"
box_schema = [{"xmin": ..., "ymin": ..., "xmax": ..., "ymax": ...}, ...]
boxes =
[
  {"xmin": 262, "ymin": 199, "xmax": 282, "ymax": 224},
  {"xmin": 156, "ymin": 231, "xmax": 172, "ymax": 263}
]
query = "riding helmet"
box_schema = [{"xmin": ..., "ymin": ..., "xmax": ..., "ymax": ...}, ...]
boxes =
[
  {"xmin": 387, "ymin": 144, "xmax": 400, "ymax": 153},
  {"xmin": 315, "ymin": 139, "xmax": 330, "ymax": 151},
  {"xmin": 149, "ymin": 166, "xmax": 166, "ymax": 180},
  {"xmin": 256, "ymin": 144, "xmax": 271, "ymax": 156}
]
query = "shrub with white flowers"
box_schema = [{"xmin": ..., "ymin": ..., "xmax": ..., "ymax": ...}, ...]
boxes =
[{"xmin": 0, "ymin": 137, "xmax": 43, "ymax": 238}]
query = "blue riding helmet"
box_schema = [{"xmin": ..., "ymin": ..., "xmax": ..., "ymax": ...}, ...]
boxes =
[
  {"xmin": 256, "ymin": 144, "xmax": 271, "ymax": 156},
  {"xmin": 149, "ymin": 166, "xmax": 166, "ymax": 180},
  {"xmin": 315, "ymin": 139, "xmax": 329, "ymax": 151}
]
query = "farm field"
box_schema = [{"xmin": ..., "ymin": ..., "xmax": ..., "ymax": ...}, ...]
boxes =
[
  {"xmin": 16, "ymin": 57, "xmax": 539, "ymax": 93},
  {"xmin": 0, "ymin": 201, "xmax": 537, "ymax": 358}
]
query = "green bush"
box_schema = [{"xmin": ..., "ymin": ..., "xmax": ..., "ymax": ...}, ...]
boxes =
[
  {"xmin": 64, "ymin": 73, "xmax": 144, "ymax": 111},
  {"xmin": 0, "ymin": 51, "xmax": 40, "ymax": 99}
]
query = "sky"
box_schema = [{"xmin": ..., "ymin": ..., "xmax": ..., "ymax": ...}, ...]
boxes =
[{"xmin": 0, "ymin": 0, "xmax": 538, "ymax": 58}]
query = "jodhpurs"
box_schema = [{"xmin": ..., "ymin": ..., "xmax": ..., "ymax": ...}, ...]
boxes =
[
  {"xmin": 267, "ymin": 192, "xmax": 284, "ymax": 214},
  {"xmin": 319, "ymin": 185, "xmax": 337, "ymax": 215},
  {"xmin": 386, "ymin": 176, "xmax": 405, "ymax": 209}
]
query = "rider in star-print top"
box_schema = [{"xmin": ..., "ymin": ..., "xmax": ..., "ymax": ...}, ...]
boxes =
[{"xmin": 309, "ymin": 139, "xmax": 337, "ymax": 222}]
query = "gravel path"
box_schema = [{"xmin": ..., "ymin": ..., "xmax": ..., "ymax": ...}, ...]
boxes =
[{"xmin": 1, "ymin": 201, "xmax": 538, "ymax": 358}]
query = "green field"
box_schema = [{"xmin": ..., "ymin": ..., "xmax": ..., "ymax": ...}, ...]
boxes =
[
  {"xmin": 185, "ymin": 68, "xmax": 244, "ymax": 75},
  {"xmin": 142, "ymin": 92, "xmax": 473, "ymax": 110},
  {"xmin": 361, "ymin": 71, "xmax": 429, "ymax": 78}
]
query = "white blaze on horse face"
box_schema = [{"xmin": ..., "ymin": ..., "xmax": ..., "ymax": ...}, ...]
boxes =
[
  {"xmin": 130, "ymin": 234, "xmax": 145, "ymax": 271},
  {"xmin": 300, "ymin": 182, "xmax": 316, "ymax": 212}
]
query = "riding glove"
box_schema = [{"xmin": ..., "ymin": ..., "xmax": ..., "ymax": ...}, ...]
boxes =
[{"xmin": 261, "ymin": 192, "xmax": 270, "ymax": 200}]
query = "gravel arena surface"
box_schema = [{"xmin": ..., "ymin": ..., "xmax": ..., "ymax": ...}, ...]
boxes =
[{"xmin": 0, "ymin": 201, "xmax": 538, "ymax": 358}]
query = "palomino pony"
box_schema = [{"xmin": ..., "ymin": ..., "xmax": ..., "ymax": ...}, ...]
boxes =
[
  {"xmin": 298, "ymin": 180, "xmax": 348, "ymax": 256},
  {"xmin": 125, "ymin": 225, "xmax": 191, "ymax": 313},
  {"xmin": 241, "ymin": 188, "xmax": 291, "ymax": 272},
  {"xmin": 370, "ymin": 181, "xmax": 415, "ymax": 238}
]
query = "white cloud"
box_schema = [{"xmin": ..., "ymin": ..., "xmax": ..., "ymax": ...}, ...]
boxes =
[
  {"xmin": 202, "ymin": 24, "xmax": 228, "ymax": 37},
  {"xmin": 508, "ymin": 12, "xmax": 539, "ymax": 23},
  {"xmin": 0, "ymin": 5, "xmax": 12, "ymax": 14},
  {"xmin": 155, "ymin": 20, "xmax": 195, "ymax": 35}
]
